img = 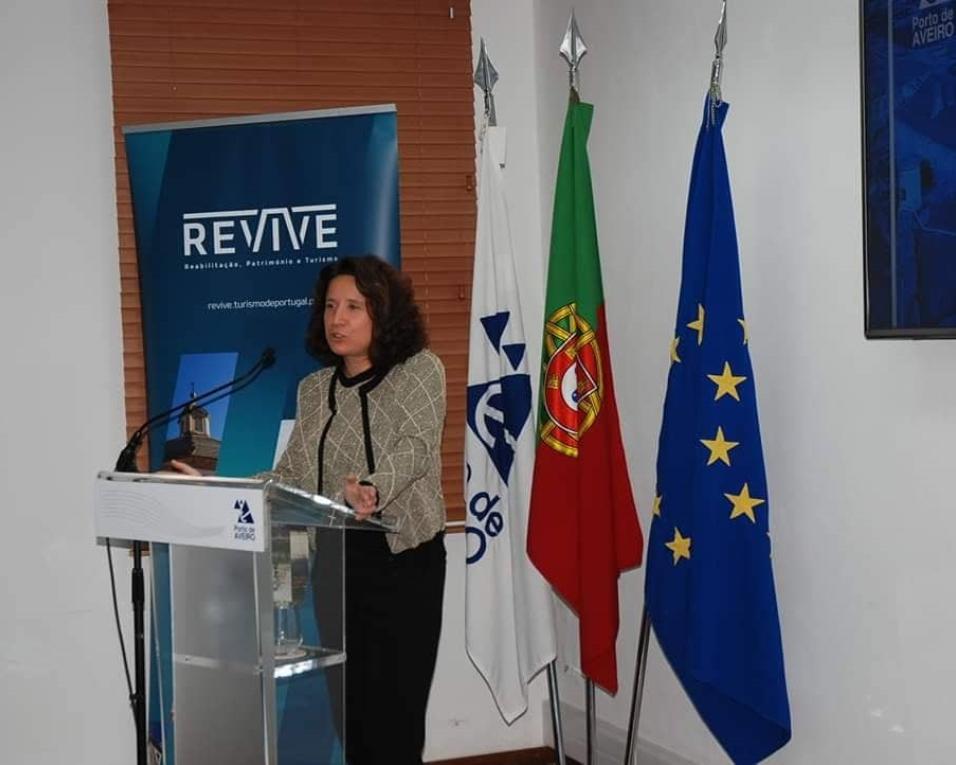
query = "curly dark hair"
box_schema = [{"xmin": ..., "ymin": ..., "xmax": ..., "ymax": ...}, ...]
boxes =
[{"xmin": 306, "ymin": 255, "xmax": 427, "ymax": 369}]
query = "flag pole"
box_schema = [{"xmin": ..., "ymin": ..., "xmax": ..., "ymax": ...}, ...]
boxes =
[
  {"xmin": 624, "ymin": 7, "xmax": 728, "ymax": 764},
  {"xmin": 547, "ymin": 662, "xmax": 568, "ymax": 765},
  {"xmin": 558, "ymin": 12, "xmax": 596, "ymax": 763},
  {"xmin": 473, "ymin": 40, "xmax": 567, "ymax": 765},
  {"xmin": 560, "ymin": 8, "xmax": 587, "ymax": 99},
  {"xmin": 623, "ymin": 608, "xmax": 651, "ymax": 764},
  {"xmin": 474, "ymin": 37, "xmax": 498, "ymax": 130},
  {"xmin": 707, "ymin": 0, "xmax": 728, "ymax": 127}
]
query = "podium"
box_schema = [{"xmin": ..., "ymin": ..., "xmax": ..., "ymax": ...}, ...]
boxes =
[{"xmin": 94, "ymin": 471, "xmax": 396, "ymax": 765}]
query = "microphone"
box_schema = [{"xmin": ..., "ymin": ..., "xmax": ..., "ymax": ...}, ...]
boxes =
[{"xmin": 114, "ymin": 347, "xmax": 277, "ymax": 472}]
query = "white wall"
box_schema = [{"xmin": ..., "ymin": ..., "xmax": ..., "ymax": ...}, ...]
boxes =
[
  {"xmin": 528, "ymin": 1, "xmax": 956, "ymax": 763},
  {"xmin": 0, "ymin": 2, "xmax": 131, "ymax": 765}
]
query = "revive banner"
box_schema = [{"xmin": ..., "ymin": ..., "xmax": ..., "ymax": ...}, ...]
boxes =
[{"xmin": 124, "ymin": 105, "xmax": 400, "ymax": 765}]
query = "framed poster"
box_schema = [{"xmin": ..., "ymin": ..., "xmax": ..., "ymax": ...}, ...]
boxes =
[{"xmin": 862, "ymin": 0, "xmax": 956, "ymax": 337}]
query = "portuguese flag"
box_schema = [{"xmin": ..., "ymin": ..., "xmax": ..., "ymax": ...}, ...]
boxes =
[{"xmin": 527, "ymin": 99, "xmax": 643, "ymax": 694}]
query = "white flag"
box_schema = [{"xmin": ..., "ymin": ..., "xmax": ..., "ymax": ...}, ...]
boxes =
[{"xmin": 465, "ymin": 125, "xmax": 557, "ymax": 723}]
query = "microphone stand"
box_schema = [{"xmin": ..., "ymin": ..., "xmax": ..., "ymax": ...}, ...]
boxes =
[
  {"xmin": 113, "ymin": 451, "xmax": 148, "ymax": 765},
  {"xmin": 113, "ymin": 349, "xmax": 275, "ymax": 765}
]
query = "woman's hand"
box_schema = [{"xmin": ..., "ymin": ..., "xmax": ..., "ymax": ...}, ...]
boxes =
[
  {"xmin": 168, "ymin": 459, "xmax": 202, "ymax": 477},
  {"xmin": 344, "ymin": 474, "xmax": 378, "ymax": 520}
]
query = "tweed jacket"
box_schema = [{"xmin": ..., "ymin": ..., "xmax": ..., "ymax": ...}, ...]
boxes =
[{"xmin": 268, "ymin": 349, "xmax": 447, "ymax": 554}]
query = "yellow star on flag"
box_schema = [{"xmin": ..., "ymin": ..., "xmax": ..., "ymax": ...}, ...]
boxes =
[
  {"xmin": 738, "ymin": 317, "xmax": 749, "ymax": 345},
  {"xmin": 652, "ymin": 494, "xmax": 662, "ymax": 517},
  {"xmin": 707, "ymin": 362, "xmax": 747, "ymax": 402},
  {"xmin": 665, "ymin": 527, "xmax": 691, "ymax": 565},
  {"xmin": 700, "ymin": 426, "xmax": 739, "ymax": 466},
  {"xmin": 687, "ymin": 304, "xmax": 705, "ymax": 346},
  {"xmin": 725, "ymin": 483, "xmax": 766, "ymax": 523},
  {"xmin": 670, "ymin": 336, "xmax": 681, "ymax": 364}
]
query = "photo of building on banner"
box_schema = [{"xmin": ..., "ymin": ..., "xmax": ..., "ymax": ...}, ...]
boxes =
[{"xmin": 124, "ymin": 105, "xmax": 399, "ymax": 765}]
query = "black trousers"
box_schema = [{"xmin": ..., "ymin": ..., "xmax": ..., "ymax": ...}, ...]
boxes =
[{"xmin": 315, "ymin": 530, "xmax": 446, "ymax": 765}]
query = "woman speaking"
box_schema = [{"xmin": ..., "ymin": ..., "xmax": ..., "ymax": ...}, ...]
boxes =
[{"xmin": 174, "ymin": 255, "xmax": 447, "ymax": 764}]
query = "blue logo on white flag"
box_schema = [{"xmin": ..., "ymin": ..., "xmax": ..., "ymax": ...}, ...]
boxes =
[
  {"xmin": 466, "ymin": 311, "xmax": 532, "ymax": 484},
  {"xmin": 464, "ymin": 125, "xmax": 558, "ymax": 723}
]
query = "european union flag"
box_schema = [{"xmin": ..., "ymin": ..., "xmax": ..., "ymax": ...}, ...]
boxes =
[{"xmin": 644, "ymin": 98, "xmax": 791, "ymax": 764}]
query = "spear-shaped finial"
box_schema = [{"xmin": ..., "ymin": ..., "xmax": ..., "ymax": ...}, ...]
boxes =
[
  {"xmin": 709, "ymin": 0, "xmax": 728, "ymax": 123},
  {"xmin": 474, "ymin": 37, "xmax": 499, "ymax": 127},
  {"xmin": 560, "ymin": 9, "xmax": 587, "ymax": 99}
]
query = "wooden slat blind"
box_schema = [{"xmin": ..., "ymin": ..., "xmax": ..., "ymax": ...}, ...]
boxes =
[{"xmin": 108, "ymin": 0, "xmax": 475, "ymax": 522}]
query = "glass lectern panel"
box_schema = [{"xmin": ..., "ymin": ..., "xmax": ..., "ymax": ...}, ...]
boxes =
[
  {"xmin": 87, "ymin": 472, "xmax": 393, "ymax": 765},
  {"xmin": 271, "ymin": 517, "xmax": 345, "ymax": 764},
  {"xmin": 170, "ymin": 545, "xmax": 266, "ymax": 765}
]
